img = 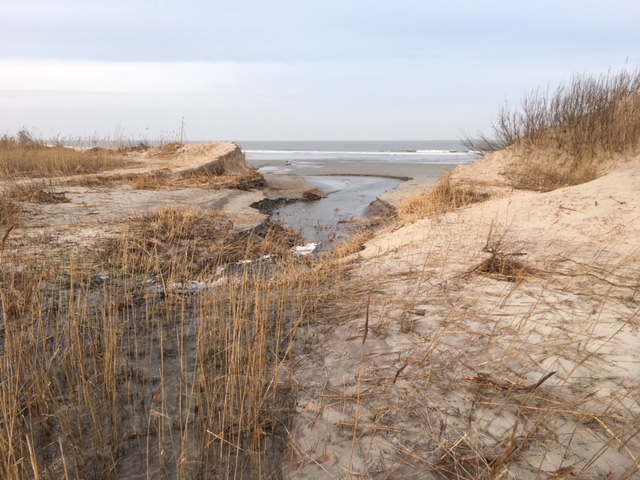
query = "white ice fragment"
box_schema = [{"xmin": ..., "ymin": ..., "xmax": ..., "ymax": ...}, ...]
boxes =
[{"xmin": 292, "ymin": 243, "xmax": 319, "ymax": 256}]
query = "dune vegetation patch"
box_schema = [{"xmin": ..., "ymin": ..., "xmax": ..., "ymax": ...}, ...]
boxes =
[
  {"xmin": 127, "ymin": 169, "xmax": 267, "ymax": 191},
  {"xmin": 0, "ymin": 199, "xmax": 342, "ymax": 479},
  {"xmin": 95, "ymin": 207, "xmax": 302, "ymax": 278},
  {"xmin": 0, "ymin": 130, "xmax": 133, "ymax": 178},
  {"xmin": 6, "ymin": 179, "xmax": 70, "ymax": 204},
  {"xmin": 398, "ymin": 173, "xmax": 490, "ymax": 221},
  {"xmin": 463, "ymin": 68, "xmax": 640, "ymax": 191},
  {"xmin": 473, "ymin": 224, "xmax": 532, "ymax": 282}
]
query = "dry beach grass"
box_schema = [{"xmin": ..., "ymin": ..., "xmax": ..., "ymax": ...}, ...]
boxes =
[
  {"xmin": 462, "ymin": 68, "xmax": 640, "ymax": 191},
  {"xmin": 0, "ymin": 137, "xmax": 337, "ymax": 478},
  {"xmin": 1, "ymin": 67, "xmax": 640, "ymax": 478}
]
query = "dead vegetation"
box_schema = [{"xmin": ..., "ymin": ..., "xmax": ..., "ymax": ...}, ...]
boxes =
[
  {"xmin": 98, "ymin": 207, "xmax": 302, "ymax": 278},
  {"xmin": 463, "ymin": 68, "xmax": 640, "ymax": 190},
  {"xmin": 0, "ymin": 200, "xmax": 342, "ymax": 479},
  {"xmin": 5, "ymin": 179, "xmax": 70, "ymax": 204},
  {"xmin": 129, "ymin": 169, "xmax": 267, "ymax": 191},
  {"xmin": 398, "ymin": 173, "xmax": 490, "ymax": 221},
  {"xmin": 0, "ymin": 130, "xmax": 132, "ymax": 177},
  {"xmin": 0, "ymin": 195, "xmax": 21, "ymax": 230},
  {"xmin": 473, "ymin": 223, "xmax": 532, "ymax": 282}
]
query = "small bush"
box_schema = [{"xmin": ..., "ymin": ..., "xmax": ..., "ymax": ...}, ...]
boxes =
[{"xmin": 474, "ymin": 223, "xmax": 531, "ymax": 282}]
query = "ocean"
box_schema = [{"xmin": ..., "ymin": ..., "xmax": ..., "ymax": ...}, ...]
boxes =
[{"xmin": 236, "ymin": 140, "xmax": 476, "ymax": 165}]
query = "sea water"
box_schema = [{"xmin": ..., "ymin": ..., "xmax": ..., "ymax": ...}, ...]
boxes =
[{"xmin": 237, "ymin": 139, "xmax": 475, "ymax": 166}]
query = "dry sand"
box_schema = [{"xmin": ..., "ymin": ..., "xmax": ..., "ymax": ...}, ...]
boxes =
[
  {"xmin": 9, "ymin": 142, "xmax": 321, "ymax": 250},
  {"xmin": 284, "ymin": 153, "xmax": 640, "ymax": 478}
]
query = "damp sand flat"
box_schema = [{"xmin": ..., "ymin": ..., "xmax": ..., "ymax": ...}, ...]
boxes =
[
  {"xmin": 248, "ymin": 160, "xmax": 453, "ymax": 210},
  {"xmin": 274, "ymin": 175, "xmax": 402, "ymax": 244}
]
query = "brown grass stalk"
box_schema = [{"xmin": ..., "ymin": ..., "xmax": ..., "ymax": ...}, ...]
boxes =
[{"xmin": 399, "ymin": 173, "xmax": 489, "ymax": 221}]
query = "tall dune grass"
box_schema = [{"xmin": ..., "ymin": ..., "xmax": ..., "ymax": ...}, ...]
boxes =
[
  {"xmin": 398, "ymin": 173, "xmax": 489, "ymax": 221},
  {"xmin": 463, "ymin": 68, "xmax": 640, "ymax": 190},
  {"xmin": 0, "ymin": 130, "xmax": 133, "ymax": 178},
  {"xmin": 0, "ymin": 207, "xmax": 344, "ymax": 478},
  {"xmin": 0, "ymin": 139, "xmax": 346, "ymax": 478}
]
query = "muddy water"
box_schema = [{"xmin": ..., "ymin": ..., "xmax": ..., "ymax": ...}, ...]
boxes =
[{"xmin": 273, "ymin": 175, "xmax": 402, "ymax": 247}]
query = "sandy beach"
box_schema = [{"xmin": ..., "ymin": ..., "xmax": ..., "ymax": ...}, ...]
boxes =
[{"xmin": 2, "ymin": 141, "xmax": 638, "ymax": 479}]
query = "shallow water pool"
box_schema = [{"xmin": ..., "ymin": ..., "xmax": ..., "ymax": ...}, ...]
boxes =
[{"xmin": 273, "ymin": 175, "xmax": 402, "ymax": 247}]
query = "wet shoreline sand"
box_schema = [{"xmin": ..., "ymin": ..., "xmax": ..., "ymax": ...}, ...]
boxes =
[{"xmin": 248, "ymin": 159, "xmax": 454, "ymax": 210}]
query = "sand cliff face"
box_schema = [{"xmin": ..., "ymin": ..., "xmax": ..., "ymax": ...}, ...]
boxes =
[
  {"xmin": 123, "ymin": 141, "xmax": 251, "ymax": 176},
  {"xmin": 164, "ymin": 141, "xmax": 250, "ymax": 176}
]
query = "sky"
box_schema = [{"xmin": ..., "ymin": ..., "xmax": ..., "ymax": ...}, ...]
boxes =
[{"xmin": 0, "ymin": 0, "xmax": 638, "ymax": 141}]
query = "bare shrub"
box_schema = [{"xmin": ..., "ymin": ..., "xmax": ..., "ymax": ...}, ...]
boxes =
[
  {"xmin": 462, "ymin": 69, "xmax": 640, "ymax": 190},
  {"xmin": 474, "ymin": 223, "xmax": 531, "ymax": 282}
]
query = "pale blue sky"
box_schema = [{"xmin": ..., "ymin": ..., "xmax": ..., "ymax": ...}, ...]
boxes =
[{"xmin": 1, "ymin": 0, "xmax": 638, "ymax": 141}]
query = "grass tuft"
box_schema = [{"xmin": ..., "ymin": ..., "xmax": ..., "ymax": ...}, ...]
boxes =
[
  {"xmin": 7, "ymin": 180, "xmax": 70, "ymax": 204},
  {"xmin": 398, "ymin": 173, "xmax": 489, "ymax": 221},
  {"xmin": 473, "ymin": 223, "xmax": 531, "ymax": 282}
]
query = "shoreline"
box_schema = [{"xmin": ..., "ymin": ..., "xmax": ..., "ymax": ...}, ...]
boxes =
[{"xmin": 249, "ymin": 159, "xmax": 453, "ymax": 210}]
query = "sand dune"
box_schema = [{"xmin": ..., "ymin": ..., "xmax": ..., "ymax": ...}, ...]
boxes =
[{"xmin": 285, "ymin": 152, "xmax": 640, "ymax": 478}]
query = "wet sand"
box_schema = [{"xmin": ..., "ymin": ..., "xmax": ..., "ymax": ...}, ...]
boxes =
[
  {"xmin": 275, "ymin": 175, "xmax": 403, "ymax": 245},
  {"xmin": 248, "ymin": 159, "xmax": 454, "ymax": 210}
]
